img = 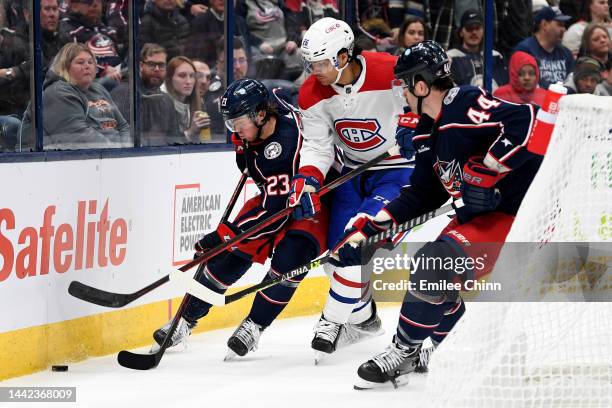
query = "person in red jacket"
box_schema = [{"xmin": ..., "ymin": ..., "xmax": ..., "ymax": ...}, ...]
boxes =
[{"xmin": 493, "ymin": 51, "xmax": 547, "ymax": 106}]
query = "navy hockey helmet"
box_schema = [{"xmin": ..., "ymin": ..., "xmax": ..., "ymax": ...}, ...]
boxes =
[
  {"xmin": 394, "ymin": 40, "xmax": 451, "ymax": 90},
  {"xmin": 220, "ymin": 79, "xmax": 270, "ymax": 121}
]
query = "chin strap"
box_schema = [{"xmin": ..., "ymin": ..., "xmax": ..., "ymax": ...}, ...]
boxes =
[
  {"xmin": 411, "ymin": 82, "xmax": 431, "ymax": 116},
  {"xmin": 332, "ymin": 59, "xmax": 352, "ymax": 85}
]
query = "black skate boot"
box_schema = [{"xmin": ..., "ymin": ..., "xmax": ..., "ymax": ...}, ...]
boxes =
[
  {"xmin": 225, "ymin": 318, "xmax": 264, "ymax": 361},
  {"xmin": 311, "ymin": 315, "xmax": 342, "ymax": 363},
  {"xmin": 152, "ymin": 317, "xmax": 196, "ymax": 351},
  {"xmin": 354, "ymin": 336, "xmax": 421, "ymax": 390}
]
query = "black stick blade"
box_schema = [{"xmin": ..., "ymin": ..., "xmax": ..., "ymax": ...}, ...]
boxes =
[
  {"xmin": 68, "ymin": 281, "xmax": 132, "ymax": 308},
  {"xmin": 117, "ymin": 350, "xmax": 161, "ymax": 370}
]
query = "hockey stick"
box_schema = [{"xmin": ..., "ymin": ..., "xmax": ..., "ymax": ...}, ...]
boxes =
[
  {"xmin": 69, "ymin": 147, "xmax": 398, "ymax": 309},
  {"xmin": 172, "ymin": 203, "xmax": 455, "ymax": 306},
  {"xmin": 115, "ymin": 148, "xmax": 399, "ymax": 370},
  {"xmin": 67, "ymin": 169, "xmax": 249, "ymax": 308}
]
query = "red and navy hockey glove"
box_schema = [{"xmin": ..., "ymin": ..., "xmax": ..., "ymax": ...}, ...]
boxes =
[
  {"xmin": 288, "ymin": 174, "xmax": 321, "ymax": 220},
  {"xmin": 231, "ymin": 133, "xmax": 244, "ymax": 154},
  {"xmin": 395, "ymin": 112, "xmax": 420, "ymax": 160},
  {"xmin": 194, "ymin": 222, "xmax": 241, "ymax": 253},
  {"xmin": 331, "ymin": 213, "xmax": 393, "ymax": 267},
  {"xmin": 459, "ymin": 157, "xmax": 506, "ymax": 222}
]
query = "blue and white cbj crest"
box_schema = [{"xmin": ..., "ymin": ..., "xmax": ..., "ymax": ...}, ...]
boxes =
[{"xmin": 264, "ymin": 142, "xmax": 282, "ymax": 159}]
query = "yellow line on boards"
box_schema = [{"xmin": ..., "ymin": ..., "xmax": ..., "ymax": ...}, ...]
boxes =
[{"xmin": 0, "ymin": 277, "xmax": 330, "ymax": 381}]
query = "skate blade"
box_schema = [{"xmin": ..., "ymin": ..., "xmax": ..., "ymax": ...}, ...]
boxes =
[
  {"xmin": 224, "ymin": 349, "xmax": 238, "ymax": 362},
  {"xmin": 314, "ymin": 351, "xmax": 328, "ymax": 365},
  {"xmin": 336, "ymin": 327, "xmax": 386, "ymax": 350},
  {"xmin": 353, "ymin": 374, "xmax": 410, "ymax": 390}
]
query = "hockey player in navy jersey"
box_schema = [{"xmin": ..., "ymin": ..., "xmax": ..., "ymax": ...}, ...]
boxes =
[
  {"xmin": 152, "ymin": 79, "xmax": 329, "ymax": 359},
  {"xmin": 288, "ymin": 17, "xmax": 418, "ymax": 360},
  {"xmin": 333, "ymin": 41, "xmax": 543, "ymax": 388}
]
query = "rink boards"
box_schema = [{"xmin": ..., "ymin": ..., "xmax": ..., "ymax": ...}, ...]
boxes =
[
  {"xmin": 0, "ymin": 150, "xmax": 327, "ymax": 380},
  {"xmin": 0, "ymin": 150, "xmax": 448, "ymax": 380}
]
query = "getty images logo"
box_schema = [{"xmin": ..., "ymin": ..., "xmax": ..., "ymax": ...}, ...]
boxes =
[{"xmin": 0, "ymin": 199, "xmax": 128, "ymax": 282}]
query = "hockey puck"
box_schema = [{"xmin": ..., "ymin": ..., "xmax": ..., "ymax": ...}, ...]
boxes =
[{"xmin": 51, "ymin": 365, "xmax": 68, "ymax": 372}]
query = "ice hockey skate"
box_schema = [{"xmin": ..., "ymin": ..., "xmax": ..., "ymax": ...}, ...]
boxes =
[
  {"xmin": 337, "ymin": 302, "xmax": 385, "ymax": 350},
  {"xmin": 311, "ymin": 314, "xmax": 341, "ymax": 364},
  {"xmin": 224, "ymin": 318, "xmax": 264, "ymax": 361},
  {"xmin": 354, "ymin": 336, "xmax": 422, "ymax": 390},
  {"xmin": 312, "ymin": 302, "xmax": 384, "ymax": 364},
  {"xmin": 150, "ymin": 317, "xmax": 196, "ymax": 352}
]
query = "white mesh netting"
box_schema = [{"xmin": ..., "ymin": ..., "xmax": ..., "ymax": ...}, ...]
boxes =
[{"xmin": 420, "ymin": 95, "xmax": 612, "ymax": 407}]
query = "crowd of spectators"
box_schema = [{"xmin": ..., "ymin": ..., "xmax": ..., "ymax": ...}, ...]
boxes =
[{"xmin": 0, "ymin": 0, "xmax": 610, "ymax": 152}]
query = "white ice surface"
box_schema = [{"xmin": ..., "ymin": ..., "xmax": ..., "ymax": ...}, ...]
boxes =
[{"xmin": 1, "ymin": 307, "xmax": 428, "ymax": 408}]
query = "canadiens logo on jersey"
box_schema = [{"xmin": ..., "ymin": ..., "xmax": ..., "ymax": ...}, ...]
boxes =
[
  {"xmin": 433, "ymin": 158, "xmax": 463, "ymax": 197},
  {"xmin": 334, "ymin": 118, "xmax": 386, "ymax": 152}
]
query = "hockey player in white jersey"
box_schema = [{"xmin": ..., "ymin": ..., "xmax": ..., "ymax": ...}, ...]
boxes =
[{"xmin": 288, "ymin": 17, "xmax": 417, "ymax": 361}]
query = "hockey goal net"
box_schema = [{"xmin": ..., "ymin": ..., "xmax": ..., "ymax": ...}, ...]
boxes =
[{"xmin": 421, "ymin": 94, "xmax": 612, "ymax": 408}]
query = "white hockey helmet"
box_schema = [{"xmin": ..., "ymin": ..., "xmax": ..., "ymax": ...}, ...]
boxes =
[{"xmin": 300, "ymin": 17, "xmax": 355, "ymax": 76}]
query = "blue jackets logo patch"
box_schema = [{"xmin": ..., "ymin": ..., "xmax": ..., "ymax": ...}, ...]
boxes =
[{"xmin": 433, "ymin": 158, "xmax": 463, "ymax": 197}]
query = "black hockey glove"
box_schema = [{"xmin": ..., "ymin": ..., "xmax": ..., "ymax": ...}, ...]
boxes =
[
  {"xmin": 194, "ymin": 222, "xmax": 241, "ymax": 253},
  {"xmin": 458, "ymin": 157, "xmax": 506, "ymax": 223}
]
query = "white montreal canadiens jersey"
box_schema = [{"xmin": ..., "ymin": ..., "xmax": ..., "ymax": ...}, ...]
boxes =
[{"xmin": 297, "ymin": 51, "xmax": 409, "ymax": 176}]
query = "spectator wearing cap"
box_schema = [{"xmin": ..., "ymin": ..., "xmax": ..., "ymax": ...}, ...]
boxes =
[
  {"xmin": 595, "ymin": 61, "xmax": 612, "ymax": 95},
  {"xmin": 562, "ymin": 0, "xmax": 612, "ymax": 57},
  {"xmin": 564, "ymin": 56, "xmax": 604, "ymax": 93},
  {"xmin": 493, "ymin": 51, "xmax": 547, "ymax": 106},
  {"xmin": 58, "ymin": 0, "xmax": 123, "ymax": 82},
  {"xmin": 446, "ymin": 9, "xmax": 508, "ymax": 89},
  {"xmin": 514, "ymin": 6, "xmax": 575, "ymax": 89}
]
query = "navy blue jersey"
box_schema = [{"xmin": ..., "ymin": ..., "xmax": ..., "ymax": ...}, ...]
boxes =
[
  {"xmin": 386, "ymin": 86, "xmax": 543, "ymax": 224},
  {"xmin": 232, "ymin": 109, "xmax": 303, "ymax": 239}
]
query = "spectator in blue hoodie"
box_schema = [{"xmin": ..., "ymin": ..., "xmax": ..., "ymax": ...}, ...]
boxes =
[{"xmin": 514, "ymin": 6, "xmax": 575, "ymax": 89}]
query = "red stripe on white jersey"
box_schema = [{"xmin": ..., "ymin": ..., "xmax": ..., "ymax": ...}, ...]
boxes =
[{"xmin": 332, "ymin": 271, "xmax": 368, "ymax": 288}]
